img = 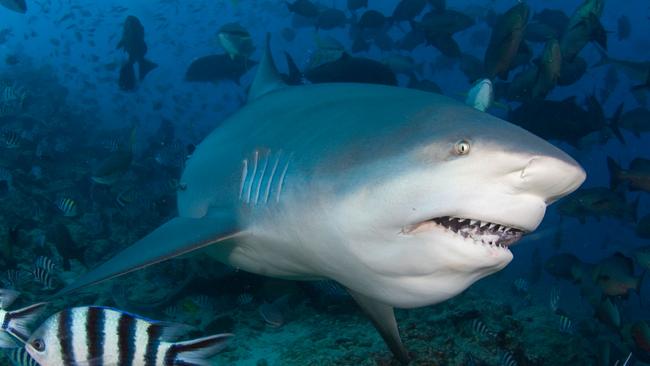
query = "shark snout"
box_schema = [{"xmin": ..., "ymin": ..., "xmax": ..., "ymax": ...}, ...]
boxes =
[{"xmin": 519, "ymin": 156, "xmax": 586, "ymax": 204}]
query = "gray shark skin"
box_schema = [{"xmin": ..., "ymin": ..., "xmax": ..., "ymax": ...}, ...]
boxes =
[{"xmin": 59, "ymin": 38, "xmax": 586, "ymax": 364}]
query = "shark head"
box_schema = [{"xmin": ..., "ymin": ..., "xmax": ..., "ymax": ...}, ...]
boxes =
[{"xmin": 308, "ymin": 102, "xmax": 586, "ymax": 308}]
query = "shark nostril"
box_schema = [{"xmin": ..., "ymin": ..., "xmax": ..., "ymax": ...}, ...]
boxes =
[
  {"xmin": 517, "ymin": 157, "xmax": 586, "ymax": 201},
  {"xmin": 520, "ymin": 158, "xmax": 537, "ymax": 179}
]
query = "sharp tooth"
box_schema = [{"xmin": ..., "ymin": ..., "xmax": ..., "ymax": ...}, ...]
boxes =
[
  {"xmin": 458, "ymin": 218, "xmax": 466, "ymax": 223},
  {"xmin": 470, "ymin": 220, "xmax": 477, "ymax": 226},
  {"xmin": 489, "ymin": 224, "xmax": 496, "ymax": 230},
  {"xmin": 480, "ymin": 222, "xmax": 488, "ymax": 228}
]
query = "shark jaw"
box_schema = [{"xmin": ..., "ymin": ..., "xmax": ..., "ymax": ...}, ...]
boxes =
[{"xmin": 404, "ymin": 216, "xmax": 525, "ymax": 249}]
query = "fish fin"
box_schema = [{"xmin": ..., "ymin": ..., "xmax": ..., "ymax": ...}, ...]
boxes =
[
  {"xmin": 170, "ymin": 333, "xmax": 234, "ymax": 365},
  {"xmin": 248, "ymin": 33, "xmax": 287, "ymax": 102},
  {"xmin": 156, "ymin": 321, "xmax": 195, "ymax": 341},
  {"xmin": 0, "ymin": 332, "xmax": 18, "ymax": 348},
  {"xmin": 138, "ymin": 59, "xmax": 158, "ymax": 81},
  {"xmin": 284, "ymin": 51, "xmax": 302, "ymax": 85},
  {"xmin": 606, "ymin": 157, "xmax": 622, "ymax": 190},
  {"xmin": 347, "ymin": 289, "xmax": 410, "ymax": 365},
  {"xmin": 0, "ymin": 289, "xmax": 20, "ymax": 309},
  {"xmin": 591, "ymin": 18, "xmax": 607, "ymax": 50},
  {"xmin": 56, "ymin": 216, "xmax": 244, "ymax": 296},
  {"xmin": 5, "ymin": 302, "xmax": 48, "ymax": 342}
]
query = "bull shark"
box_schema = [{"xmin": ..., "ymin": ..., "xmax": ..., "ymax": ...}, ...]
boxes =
[{"xmin": 59, "ymin": 37, "xmax": 585, "ymax": 364}]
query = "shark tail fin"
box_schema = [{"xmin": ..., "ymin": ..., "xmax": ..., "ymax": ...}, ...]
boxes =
[
  {"xmin": 139, "ymin": 59, "xmax": 158, "ymax": 81},
  {"xmin": 56, "ymin": 216, "xmax": 243, "ymax": 297}
]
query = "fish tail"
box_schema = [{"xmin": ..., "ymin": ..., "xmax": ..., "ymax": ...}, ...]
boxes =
[
  {"xmin": 606, "ymin": 157, "xmax": 622, "ymax": 190},
  {"xmin": 4, "ymin": 302, "xmax": 48, "ymax": 343},
  {"xmin": 138, "ymin": 58, "xmax": 158, "ymax": 81},
  {"xmin": 284, "ymin": 51, "xmax": 302, "ymax": 85},
  {"xmin": 168, "ymin": 333, "xmax": 233, "ymax": 365}
]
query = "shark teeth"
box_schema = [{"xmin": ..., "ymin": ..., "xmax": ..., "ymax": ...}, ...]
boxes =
[{"xmin": 430, "ymin": 216, "xmax": 524, "ymax": 248}]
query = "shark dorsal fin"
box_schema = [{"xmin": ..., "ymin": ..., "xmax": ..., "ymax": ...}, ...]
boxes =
[{"xmin": 248, "ymin": 33, "xmax": 286, "ymax": 102}]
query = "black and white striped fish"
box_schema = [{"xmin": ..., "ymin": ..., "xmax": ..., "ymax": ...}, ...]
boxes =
[
  {"xmin": 471, "ymin": 318, "xmax": 493, "ymax": 338},
  {"xmin": 0, "ymin": 289, "xmax": 47, "ymax": 348},
  {"xmin": 559, "ymin": 315, "xmax": 574, "ymax": 334},
  {"xmin": 34, "ymin": 256, "xmax": 57, "ymax": 273},
  {"xmin": 31, "ymin": 268, "xmax": 55, "ymax": 290},
  {"xmin": 55, "ymin": 197, "xmax": 77, "ymax": 217},
  {"xmin": 500, "ymin": 351, "xmax": 517, "ymax": 366},
  {"xmin": 1, "ymin": 131, "xmax": 20, "ymax": 149},
  {"xmin": 25, "ymin": 306, "xmax": 233, "ymax": 366},
  {"xmin": 3, "ymin": 270, "xmax": 27, "ymax": 289},
  {"xmin": 5, "ymin": 347, "xmax": 39, "ymax": 366}
]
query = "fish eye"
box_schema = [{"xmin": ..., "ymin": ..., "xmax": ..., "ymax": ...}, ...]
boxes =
[
  {"xmin": 31, "ymin": 339, "xmax": 45, "ymax": 352},
  {"xmin": 454, "ymin": 140, "xmax": 471, "ymax": 155}
]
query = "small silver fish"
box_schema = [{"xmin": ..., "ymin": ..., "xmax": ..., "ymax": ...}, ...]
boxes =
[{"xmin": 25, "ymin": 306, "xmax": 233, "ymax": 366}]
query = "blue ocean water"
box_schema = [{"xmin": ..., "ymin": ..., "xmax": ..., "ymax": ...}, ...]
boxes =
[{"xmin": 0, "ymin": 0, "xmax": 649, "ymax": 365}]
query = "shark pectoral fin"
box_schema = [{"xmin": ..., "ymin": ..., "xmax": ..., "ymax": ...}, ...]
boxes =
[
  {"xmin": 56, "ymin": 216, "xmax": 242, "ymax": 297},
  {"xmin": 347, "ymin": 289, "xmax": 411, "ymax": 365}
]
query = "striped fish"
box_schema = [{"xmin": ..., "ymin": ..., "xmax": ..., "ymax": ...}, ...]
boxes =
[
  {"xmin": 1, "ymin": 131, "xmax": 20, "ymax": 149},
  {"xmin": 25, "ymin": 306, "xmax": 233, "ymax": 366},
  {"xmin": 55, "ymin": 197, "xmax": 77, "ymax": 217},
  {"xmin": 0, "ymin": 289, "xmax": 47, "ymax": 348},
  {"xmin": 500, "ymin": 351, "xmax": 517, "ymax": 366},
  {"xmin": 559, "ymin": 315, "xmax": 574, "ymax": 334},
  {"xmin": 471, "ymin": 318, "xmax": 493, "ymax": 338},
  {"xmin": 5, "ymin": 347, "xmax": 39, "ymax": 366},
  {"xmin": 3, "ymin": 270, "xmax": 27, "ymax": 289},
  {"xmin": 512, "ymin": 278, "xmax": 529, "ymax": 294},
  {"xmin": 34, "ymin": 256, "xmax": 57, "ymax": 273},
  {"xmin": 31, "ymin": 268, "xmax": 55, "ymax": 291}
]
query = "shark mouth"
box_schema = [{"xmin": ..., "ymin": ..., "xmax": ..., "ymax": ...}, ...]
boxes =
[{"xmin": 405, "ymin": 216, "xmax": 526, "ymax": 249}]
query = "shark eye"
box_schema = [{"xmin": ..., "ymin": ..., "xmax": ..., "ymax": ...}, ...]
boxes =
[
  {"xmin": 454, "ymin": 140, "xmax": 471, "ymax": 155},
  {"xmin": 31, "ymin": 338, "xmax": 45, "ymax": 352}
]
